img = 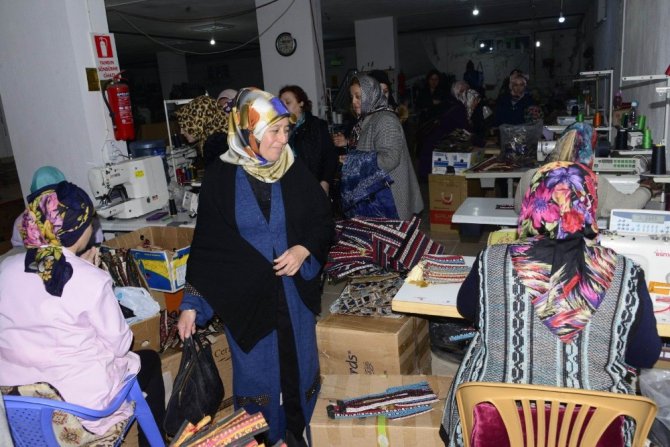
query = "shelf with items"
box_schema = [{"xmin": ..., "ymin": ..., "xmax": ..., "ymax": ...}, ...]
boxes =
[
  {"xmin": 162, "ymin": 99, "xmax": 200, "ymax": 187},
  {"xmin": 620, "ymin": 74, "xmax": 670, "ymax": 147},
  {"xmin": 545, "ymin": 70, "xmax": 614, "ymax": 143},
  {"xmin": 574, "ymin": 70, "xmax": 614, "ymax": 143}
]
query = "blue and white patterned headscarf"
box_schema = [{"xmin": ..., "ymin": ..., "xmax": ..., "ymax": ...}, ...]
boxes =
[{"xmin": 222, "ymin": 87, "xmax": 296, "ymax": 182}]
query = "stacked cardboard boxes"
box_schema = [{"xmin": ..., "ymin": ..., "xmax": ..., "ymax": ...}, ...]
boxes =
[
  {"xmin": 428, "ymin": 174, "xmax": 482, "ymax": 233},
  {"xmin": 310, "ymin": 374, "xmax": 453, "ymax": 446},
  {"xmin": 316, "ymin": 314, "xmax": 431, "ymax": 376}
]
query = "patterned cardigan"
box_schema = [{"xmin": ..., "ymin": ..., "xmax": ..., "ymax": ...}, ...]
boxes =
[{"xmin": 356, "ymin": 110, "xmax": 424, "ymax": 220}]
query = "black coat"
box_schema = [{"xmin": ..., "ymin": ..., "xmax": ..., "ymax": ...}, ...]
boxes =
[
  {"xmin": 185, "ymin": 159, "xmax": 334, "ymax": 351},
  {"xmin": 290, "ymin": 113, "xmax": 338, "ymax": 184}
]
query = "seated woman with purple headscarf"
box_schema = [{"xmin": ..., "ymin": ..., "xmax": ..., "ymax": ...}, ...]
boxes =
[
  {"xmin": 0, "ymin": 181, "xmax": 164, "ymax": 446},
  {"xmin": 441, "ymin": 161, "xmax": 661, "ymax": 446}
]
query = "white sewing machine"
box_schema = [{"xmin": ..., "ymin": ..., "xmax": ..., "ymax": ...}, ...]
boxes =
[
  {"xmin": 88, "ymin": 156, "xmax": 169, "ymax": 219},
  {"xmin": 600, "ymin": 209, "xmax": 670, "ymax": 323}
]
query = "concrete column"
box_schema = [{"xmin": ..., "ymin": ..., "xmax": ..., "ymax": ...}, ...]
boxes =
[
  {"xmin": 354, "ymin": 16, "xmax": 399, "ymax": 73},
  {"xmin": 255, "ymin": 0, "xmax": 327, "ymax": 117},
  {"xmin": 157, "ymin": 51, "xmax": 189, "ymax": 100},
  {"xmin": 0, "ymin": 0, "xmax": 118, "ymax": 199}
]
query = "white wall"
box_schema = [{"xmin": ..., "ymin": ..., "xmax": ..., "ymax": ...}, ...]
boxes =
[
  {"xmin": 354, "ymin": 17, "xmax": 398, "ymax": 72},
  {"xmin": 256, "ymin": 0, "xmax": 327, "ymax": 117},
  {"xmin": 620, "ymin": 0, "xmax": 670, "ymax": 147},
  {"xmin": 0, "ymin": 0, "xmax": 117, "ymax": 199}
]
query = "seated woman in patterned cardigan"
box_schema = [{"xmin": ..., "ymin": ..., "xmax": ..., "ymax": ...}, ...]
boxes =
[{"xmin": 441, "ymin": 161, "xmax": 661, "ymax": 447}]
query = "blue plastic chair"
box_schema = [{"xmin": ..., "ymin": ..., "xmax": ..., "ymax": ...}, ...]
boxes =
[{"xmin": 3, "ymin": 374, "xmax": 164, "ymax": 447}]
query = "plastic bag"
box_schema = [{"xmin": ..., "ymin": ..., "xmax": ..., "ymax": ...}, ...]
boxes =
[
  {"xmin": 163, "ymin": 335, "xmax": 224, "ymax": 437},
  {"xmin": 639, "ymin": 368, "xmax": 670, "ymax": 443},
  {"xmin": 499, "ymin": 121, "xmax": 543, "ymax": 167},
  {"xmin": 114, "ymin": 286, "xmax": 160, "ymax": 323}
]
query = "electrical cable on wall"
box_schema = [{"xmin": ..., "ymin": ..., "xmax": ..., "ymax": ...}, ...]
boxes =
[
  {"xmin": 108, "ymin": 0, "xmax": 282, "ymax": 24},
  {"xmin": 111, "ymin": 0, "xmax": 295, "ymax": 55}
]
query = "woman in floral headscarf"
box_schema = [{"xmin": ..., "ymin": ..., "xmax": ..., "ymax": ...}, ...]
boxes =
[
  {"xmin": 0, "ymin": 181, "xmax": 165, "ymax": 445},
  {"xmin": 182, "ymin": 88, "xmax": 333, "ymax": 445},
  {"xmin": 514, "ymin": 122, "xmax": 660, "ymax": 218},
  {"xmin": 176, "ymin": 95, "xmax": 229, "ymax": 166},
  {"xmin": 441, "ymin": 161, "xmax": 661, "ymax": 446}
]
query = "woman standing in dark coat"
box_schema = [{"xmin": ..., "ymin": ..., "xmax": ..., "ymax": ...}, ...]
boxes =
[
  {"xmin": 183, "ymin": 88, "xmax": 333, "ymax": 446},
  {"xmin": 279, "ymin": 85, "xmax": 337, "ymax": 195}
]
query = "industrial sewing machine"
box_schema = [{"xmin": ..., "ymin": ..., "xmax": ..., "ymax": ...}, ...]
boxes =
[
  {"xmin": 600, "ymin": 209, "xmax": 670, "ymax": 324},
  {"xmin": 88, "ymin": 156, "xmax": 169, "ymax": 219}
]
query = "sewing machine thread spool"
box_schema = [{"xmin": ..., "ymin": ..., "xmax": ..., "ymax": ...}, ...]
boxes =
[
  {"xmin": 652, "ymin": 145, "xmax": 667, "ymax": 175},
  {"xmin": 643, "ymin": 128, "xmax": 653, "ymax": 149}
]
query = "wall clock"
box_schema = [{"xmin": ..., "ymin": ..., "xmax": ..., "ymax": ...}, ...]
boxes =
[{"xmin": 275, "ymin": 32, "xmax": 297, "ymax": 57}]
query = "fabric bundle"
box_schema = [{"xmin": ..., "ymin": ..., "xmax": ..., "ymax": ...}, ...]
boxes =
[
  {"xmin": 326, "ymin": 381, "xmax": 438, "ymax": 420},
  {"xmin": 328, "ymin": 273, "xmax": 404, "ymax": 317},
  {"xmin": 340, "ymin": 150, "xmax": 398, "ymax": 219},
  {"xmin": 325, "ymin": 217, "xmax": 445, "ymax": 280},
  {"xmin": 171, "ymin": 409, "xmax": 274, "ymax": 447},
  {"xmin": 405, "ymin": 254, "xmax": 470, "ymax": 286}
]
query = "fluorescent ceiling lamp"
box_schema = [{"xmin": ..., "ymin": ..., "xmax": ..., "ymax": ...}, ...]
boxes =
[{"xmin": 191, "ymin": 23, "xmax": 234, "ymax": 33}]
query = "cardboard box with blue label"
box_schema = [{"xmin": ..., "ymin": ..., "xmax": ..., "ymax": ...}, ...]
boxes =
[
  {"xmin": 104, "ymin": 226, "xmax": 194, "ymax": 292},
  {"xmin": 432, "ymin": 148, "xmax": 484, "ymax": 174}
]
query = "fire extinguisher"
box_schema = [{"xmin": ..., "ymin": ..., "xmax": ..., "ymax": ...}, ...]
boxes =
[{"xmin": 102, "ymin": 73, "xmax": 135, "ymax": 141}]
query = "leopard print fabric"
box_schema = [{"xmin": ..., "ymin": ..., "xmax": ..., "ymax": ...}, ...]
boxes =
[{"xmin": 176, "ymin": 95, "xmax": 228, "ymax": 156}]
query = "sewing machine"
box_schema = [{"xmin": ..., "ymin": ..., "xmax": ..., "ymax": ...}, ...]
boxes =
[
  {"xmin": 600, "ymin": 209, "xmax": 670, "ymax": 324},
  {"xmin": 88, "ymin": 156, "xmax": 169, "ymax": 219},
  {"xmin": 592, "ymin": 156, "xmax": 648, "ymax": 174}
]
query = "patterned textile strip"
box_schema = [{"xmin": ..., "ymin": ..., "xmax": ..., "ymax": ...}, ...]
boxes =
[
  {"xmin": 328, "ymin": 382, "xmax": 437, "ymax": 412},
  {"xmin": 190, "ymin": 417, "xmax": 267, "ymax": 447},
  {"xmin": 394, "ymin": 229, "xmax": 445, "ymax": 271},
  {"xmin": 328, "ymin": 404, "xmax": 434, "ymax": 420}
]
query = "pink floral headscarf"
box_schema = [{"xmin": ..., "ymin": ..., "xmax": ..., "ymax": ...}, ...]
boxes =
[
  {"xmin": 511, "ymin": 162, "xmax": 617, "ymax": 343},
  {"xmin": 21, "ymin": 181, "xmax": 94, "ymax": 297}
]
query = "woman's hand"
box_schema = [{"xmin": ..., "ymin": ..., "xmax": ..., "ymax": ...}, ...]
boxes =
[
  {"xmin": 178, "ymin": 310, "xmax": 196, "ymax": 340},
  {"xmin": 274, "ymin": 245, "xmax": 310, "ymax": 276},
  {"xmin": 640, "ymin": 178, "xmax": 663, "ymax": 196},
  {"xmin": 332, "ymin": 132, "xmax": 347, "ymax": 148},
  {"xmin": 80, "ymin": 246, "xmax": 100, "ymax": 266}
]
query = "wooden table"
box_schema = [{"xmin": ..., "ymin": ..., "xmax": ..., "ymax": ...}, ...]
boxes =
[
  {"xmin": 391, "ymin": 256, "xmax": 670, "ymax": 337},
  {"xmin": 452, "ymin": 197, "xmax": 609, "ymax": 229}
]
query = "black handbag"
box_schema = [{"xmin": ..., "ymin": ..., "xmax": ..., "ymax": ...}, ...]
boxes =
[{"xmin": 163, "ymin": 335, "xmax": 225, "ymax": 437}]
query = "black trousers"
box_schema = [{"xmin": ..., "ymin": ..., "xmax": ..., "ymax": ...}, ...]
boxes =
[{"xmin": 136, "ymin": 349, "xmax": 166, "ymax": 446}]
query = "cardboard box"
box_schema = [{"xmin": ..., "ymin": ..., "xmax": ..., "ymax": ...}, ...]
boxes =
[
  {"xmin": 432, "ymin": 148, "xmax": 485, "ymax": 174},
  {"xmin": 130, "ymin": 314, "xmax": 160, "ymax": 352},
  {"xmin": 104, "ymin": 227, "xmax": 194, "ymax": 292},
  {"xmin": 160, "ymin": 332, "xmax": 234, "ymax": 412},
  {"xmin": 428, "ymin": 174, "xmax": 481, "ymax": 233},
  {"xmin": 129, "ymin": 290, "xmax": 164, "ymax": 352},
  {"xmin": 310, "ymin": 375, "xmax": 453, "ymax": 447},
  {"xmin": 316, "ymin": 314, "xmax": 431, "ymax": 376}
]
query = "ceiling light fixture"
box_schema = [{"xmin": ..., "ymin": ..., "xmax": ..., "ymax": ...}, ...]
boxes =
[
  {"xmin": 558, "ymin": 0, "xmax": 566, "ymax": 23},
  {"xmin": 536, "ymin": 40, "xmax": 541, "ymax": 47},
  {"xmin": 209, "ymin": 38, "xmax": 216, "ymax": 45},
  {"xmin": 472, "ymin": 1, "xmax": 479, "ymax": 16},
  {"xmin": 479, "ymin": 42, "xmax": 485, "ymax": 48}
]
